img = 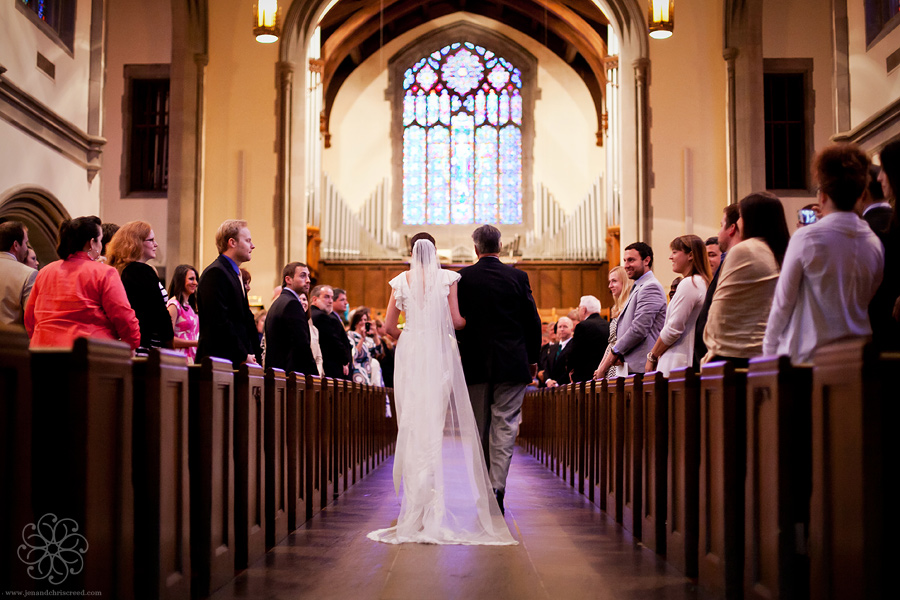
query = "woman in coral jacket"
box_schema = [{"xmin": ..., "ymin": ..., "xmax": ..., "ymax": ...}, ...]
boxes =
[{"xmin": 24, "ymin": 215, "xmax": 140, "ymax": 350}]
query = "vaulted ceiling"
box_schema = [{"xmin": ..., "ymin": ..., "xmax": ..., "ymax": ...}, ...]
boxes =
[{"xmin": 316, "ymin": 0, "xmax": 611, "ymax": 146}]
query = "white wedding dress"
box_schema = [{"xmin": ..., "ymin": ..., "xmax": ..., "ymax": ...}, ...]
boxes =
[{"xmin": 367, "ymin": 240, "xmax": 516, "ymax": 545}]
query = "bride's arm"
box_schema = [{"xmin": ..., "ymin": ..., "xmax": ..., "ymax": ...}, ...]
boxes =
[
  {"xmin": 448, "ymin": 282, "xmax": 466, "ymax": 330},
  {"xmin": 385, "ymin": 291, "xmax": 402, "ymax": 339}
]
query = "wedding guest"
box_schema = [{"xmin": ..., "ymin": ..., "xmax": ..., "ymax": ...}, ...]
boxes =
[
  {"xmin": 594, "ymin": 265, "xmax": 634, "ymax": 379},
  {"xmin": 764, "ymin": 143, "xmax": 883, "ymax": 363},
  {"xmin": 645, "ymin": 235, "xmax": 710, "ymax": 375},
  {"xmin": 705, "ymin": 237, "xmax": 722, "ymax": 272},
  {"xmin": 858, "ymin": 164, "xmax": 892, "ymax": 235},
  {"xmin": 703, "ymin": 192, "xmax": 789, "ymax": 367},
  {"xmin": 196, "ymin": 219, "xmax": 261, "ymax": 367},
  {"xmin": 374, "ymin": 317, "xmax": 394, "ymax": 386},
  {"xmin": 669, "ymin": 276, "xmax": 682, "ymax": 301},
  {"xmin": 25, "ymin": 245, "xmax": 39, "ymax": 270},
  {"xmin": 347, "ymin": 307, "xmax": 383, "ymax": 384},
  {"xmin": 568, "ymin": 296, "xmax": 609, "ymax": 382},
  {"xmin": 25, "ymin": 216, "xmax": 140, "ymax": 349},
  {"xmin": 310, "ymin": 284, "xmax": 351, "ymax": 378},
  {"xmin": 166, "ymin": 264, "xmax": 200, "ymax": 363},
  {"xmin": 869, "ymin": 141, "xmax": 900, "ymax": 352},
  {"xmin": 106, "ymin": 221, "xmax": 175, "ymax": 354},
  {"xmin": 241, "ymin": 268, "xmax": 252, "ymax": 295},
  {"xmin": 99, "ymin": 222, "xmax": 119, "ymax": 263},
  {"xmin": 300, "ymin": 291, "xmax": 325, "ymax": 376},
  {"xmin": 0, "ymin": 221, "xmax": 37, "ymax": 328}
]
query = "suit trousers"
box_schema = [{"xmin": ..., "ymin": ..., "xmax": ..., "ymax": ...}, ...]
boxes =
[{"xmin": 467, "ymin": 382, "xmax": 527, "ymax": 493}]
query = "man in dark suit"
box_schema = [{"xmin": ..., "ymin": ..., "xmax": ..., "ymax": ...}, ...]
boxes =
[
  {"xmin": 309, "ymin": 284, "xmax": 351, "ymax": 379},
  {"xmin": 264, "ymin": 262, "xmax": 317, "ymax": 375},
  {"xmin": 457, "ymin": 224, "xmax": 542, "ymax": 513},
  {"xmin": 568, "ymin": 296, "xmax": 609, "ymax": 382},
  {"xmin": 545, "ymin": 316, "xmax": 574, "ymax": 387},
  {"xmin": 196, "ymin": 219, "xmax": 261, "ymax": 368},
  {"xmin": 861, "ymin": 164, "xmax": 893, "ymax": 235}
]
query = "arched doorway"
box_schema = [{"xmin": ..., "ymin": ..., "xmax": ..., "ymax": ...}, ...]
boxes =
[{"xmin": 0, "ymin": 188, "xmax": 70, "ymax": 268}]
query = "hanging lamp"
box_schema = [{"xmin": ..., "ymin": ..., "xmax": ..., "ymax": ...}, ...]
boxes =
[
  {"xmin": 648, "ymin": 0, "xmax": 674, "ymax": 39},
  {"xmin": 253, "ymin": 0, "xmax": 281, "ymax": 44}
]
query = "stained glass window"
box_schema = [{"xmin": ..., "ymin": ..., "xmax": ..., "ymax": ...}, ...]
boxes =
[{"xmin": 402, "ymin": 42, "xmax": 523, "ymax": 225}]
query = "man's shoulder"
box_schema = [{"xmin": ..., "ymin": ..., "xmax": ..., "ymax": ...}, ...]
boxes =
[{"xmin": 0, "ymin": 256, "xmax": 36, "ymax": 281}]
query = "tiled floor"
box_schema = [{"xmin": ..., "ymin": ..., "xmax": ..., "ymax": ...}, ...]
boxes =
[{"xmin": 210, "ymin": 448, "xmax": 704, "ymax": 600}]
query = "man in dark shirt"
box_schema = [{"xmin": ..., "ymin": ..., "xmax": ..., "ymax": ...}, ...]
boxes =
[
  {"xmin": 309, "ymin": 284, "xmax": 351, "ymax": 379},
  {"xmin": 265, "ymin": 262, "xmax": 317, "ymax": 375}
]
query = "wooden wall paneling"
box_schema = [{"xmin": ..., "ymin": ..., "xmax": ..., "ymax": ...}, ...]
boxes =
[
  {"xmin": 698, "ymin": 362, "xmax": 747, "ymax": 599},
  {"xmin": 641, "ymin": 371, "xmax": 668, "ymax": 556},
  {"xmin": 809, "ymin": 342, "xmax": 897, "ymax": 600},
  {"xmin": 363, "ymin": 267, "xmax": 388, "ymax": 311},
  {"xmin": 264, "ymin": 368, "xmax": 289, "ymax": 549},
  {"xmin": 31, "ymin": 339, "xmax": 135, "ymax": 598},
  {"xmin": 622, "ymin": 373, "xmax": 644, "ymax": 539},
  {"xmin": 666, "ymin": 367, "xmax": 701, "ymax": 577},
  {"xmin": 132, "ymin": 350, "xmax": 191, "ymax": 600},
  {"xmin": 744, "ymin": 357, "xmax": 812, "ymax": 600},
  {"xmin": 187, "ymin": 357, "xmax": 236, "ymax": 598},
  {"xmin": 560, "ymin": 268, "xmax": 583, "ymax": 309},
  {"xmin": 0, "ymin": 330, "xmax": 32, "ymax": 592}
]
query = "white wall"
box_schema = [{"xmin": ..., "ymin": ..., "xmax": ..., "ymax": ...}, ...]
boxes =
[
  {"xmin": 0, "ymin": 0, "xmax": 100, "ymax": 220},
  {"xmin": 322, "ymin": 12, "xmax": 605, "ymax": 221},
  {"xmin": 847, "ymin": 1, "xmax": 900, "ymax": 128},
  {"xmin": 100, "ymin": 0, "xmax": 172, "ymax": 267},
  {"xmin": 647, "ymin": 0, "xmax": 727, "ymax": 255}
]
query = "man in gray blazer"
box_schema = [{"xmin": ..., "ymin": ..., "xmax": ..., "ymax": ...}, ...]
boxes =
[
  {"xmin": 0, "ymin": 221, "xmax": 38, "ymax": 329},
  {"xmin": 596, "ymin": 242, "xmax": 667, "ymax": 375}
]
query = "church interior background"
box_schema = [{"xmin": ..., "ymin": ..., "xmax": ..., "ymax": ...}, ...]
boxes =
[{"xmin": 3, "ymin": 0, "xmax": 900, "ymax": 317}]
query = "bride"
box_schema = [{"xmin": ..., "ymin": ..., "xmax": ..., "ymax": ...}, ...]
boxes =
[{"xmin": 367, "ymin": 233, "xmax": 516, "ymax": 545}]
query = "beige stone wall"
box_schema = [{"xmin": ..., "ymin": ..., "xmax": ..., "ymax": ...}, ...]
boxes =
[{"xmin": 847, "ymin": 0, "xmax": 900, "ymax": 128}]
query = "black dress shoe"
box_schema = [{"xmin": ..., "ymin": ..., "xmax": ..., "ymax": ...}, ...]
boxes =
[{"xmin": 494, "ymin": 488, "xmax": 505, "ymax": 515}]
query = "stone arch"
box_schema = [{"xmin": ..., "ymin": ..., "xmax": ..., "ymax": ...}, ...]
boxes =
[
  {"xmin": 0, "ymin": 187, "xmax": 71, "ymax": 267},
  {"xmin": 275, "ymin": 0, "xmax": 651, "ymax": 258}
]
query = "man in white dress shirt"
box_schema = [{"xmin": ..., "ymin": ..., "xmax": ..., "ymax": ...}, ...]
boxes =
[
  {"xmin": 595, "ymin": 242, "xmax": 667, "ymax": 375},
  {"xmin": 763, "ymin": 143, "xmax": 884, "ymax": 364}
]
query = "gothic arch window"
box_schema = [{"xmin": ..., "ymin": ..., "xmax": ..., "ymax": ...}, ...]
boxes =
[{"xmin": 390, "ymin": 24, "xmax": 536, "ymax": 234}]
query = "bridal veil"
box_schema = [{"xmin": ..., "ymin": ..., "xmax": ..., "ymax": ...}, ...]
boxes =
[{"xmin": 367, "ymin": 239, "xmax": 516, "ymax": 545}]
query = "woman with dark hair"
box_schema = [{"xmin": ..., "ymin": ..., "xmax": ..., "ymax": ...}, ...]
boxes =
[
  {"xmin": 166, "ymin": 264, "xmax": 200, "ymax": 363},
  {"xmin": 24, "ymin": 216, "xmax": 140, "ymax": 349},
  {"xmin": 870, "ymin": 140, "xmax": 900, "ymax": 351},
  {"xmin": 703, "ymin": 192, "xmax": 789, "ymax": 367},
  {"xmin": 645, "ymin": 234, "xmax": 711, "ymax": 375},
  {"xmin": 106, "ymin": 221, "xmax": 174, "ymax": 354}
]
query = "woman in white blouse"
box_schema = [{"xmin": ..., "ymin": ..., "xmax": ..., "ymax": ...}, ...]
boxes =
[{"xmin": 645, "ymin": 235, "xmax": 712, "ymax": 375}]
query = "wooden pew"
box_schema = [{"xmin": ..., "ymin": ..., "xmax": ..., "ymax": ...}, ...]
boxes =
[
  {"xmin": 0, "ymin": 329, "xmax": 34, "ymax": 592},
  {"xmin": 566, "ymin": 382, "xmax": 577, "ymax": 488},
  {"xmin": 809, "ymin": 341, "xmax": 898, "ymax": 600},
  {"xmin": 29, "ymin": 338, "xmax": 135, "ymax": 597},
  {"xmin": 575, "ymin": 381, "xmax": 587, "ymax": 494},
  {"xmin": 264, "ymin": 368, "xmax": 289, "ymax": 549},
  {"xmin": 286, "ymin": 372, "xmax": 310, "ymax": 526},
  {"xmin": 595, "ymin": 377, "xmax": 609, "ymax": 512},
  {"xmin": 622, "ymin": 373, "xmax": 644, "ymax": 538},
  {"xmin": 132, "ymin": 349, "xmax": 191, "ymax": 600},
  {"xmin": 233, "ymin": 363, "xmax": 266, "ymax": 570},
  {"xmin": 585, "ymin": 380, "xmax": 597, "ymax": 503},
  {"xmin": 744, "ymin": 356, "xmax": 811, "ymax": 600},
  {"xmin": 188, "ymin": 358, "xmax": 236, "ymax": 598},
  {"xmin": 641, "ymin": 371, "xmax": 668, "ymax": 555},
  {"xmin": 698, "ymin": 361, "xmax": 747, "ymax": 598},
  {"xmin": 317, "ymin": 377, "xmax": 333, "ymax": 509},
  {"xmin": 606, "ymin": 376, "xmax": 625, "ymax": 522},
  {"xmin": 666, "ymin": 366, "xmax": 701, "ymax": 577}
]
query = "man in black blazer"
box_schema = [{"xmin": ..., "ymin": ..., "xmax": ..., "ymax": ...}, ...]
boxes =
[
  {"xmin": 861, "ymin": 164, "xmax": 893, "ymax": 235},
  {"xmin": 196, "ymin": 220, "xmax": 261, "ymax": 368},
  {"xmin": 264, "ymin": 262, "xmax": 317, "ymax": 376},
  {"xmin": 457, "ymin": 224, "xmax": 542, "ymax": 513},
  {"xmin": 568, "ymin": 296, "xmax": 609, "ymax": 382},
  {"xmin": 309, "ymin": 284, "xmax": 351, "ymax": 379}
]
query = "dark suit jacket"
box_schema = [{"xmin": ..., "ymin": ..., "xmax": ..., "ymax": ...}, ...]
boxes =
[
  {"xmin": 120, "ymin": 261, "xmax": 174, "ymax": 350},
  {"xmin": 693, "ymin": 256, "xmax": 724, "ymax": 369},
  {"xmin": 310, "ymin": 305, "xmax": 351, "ymax": 379},
  {"xmin": 568, "ymin": 313, "xmax": 610, "ymax": 382},
  {"xmin": 864, "ymin": 205, "xmax": 893, "ymax": 236},
  {"xmin": 457, "ymin": 256, "xmax": 542, "ymax": 385},
  {"xmin": 546, "ymin": 340, "xmax": 573, "ymax": 385},
  {"xmin": 196, "ymin": 254, "xmax": 261, "ymax": 368},
  {"xmin": 265, "ymin": 289, "xmax": 317, "ymax": 376}
]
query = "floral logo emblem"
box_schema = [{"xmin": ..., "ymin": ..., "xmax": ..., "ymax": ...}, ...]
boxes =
[{"xmin": 17, "ymin": 513, "xmax": 89, "ymax": 584}]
